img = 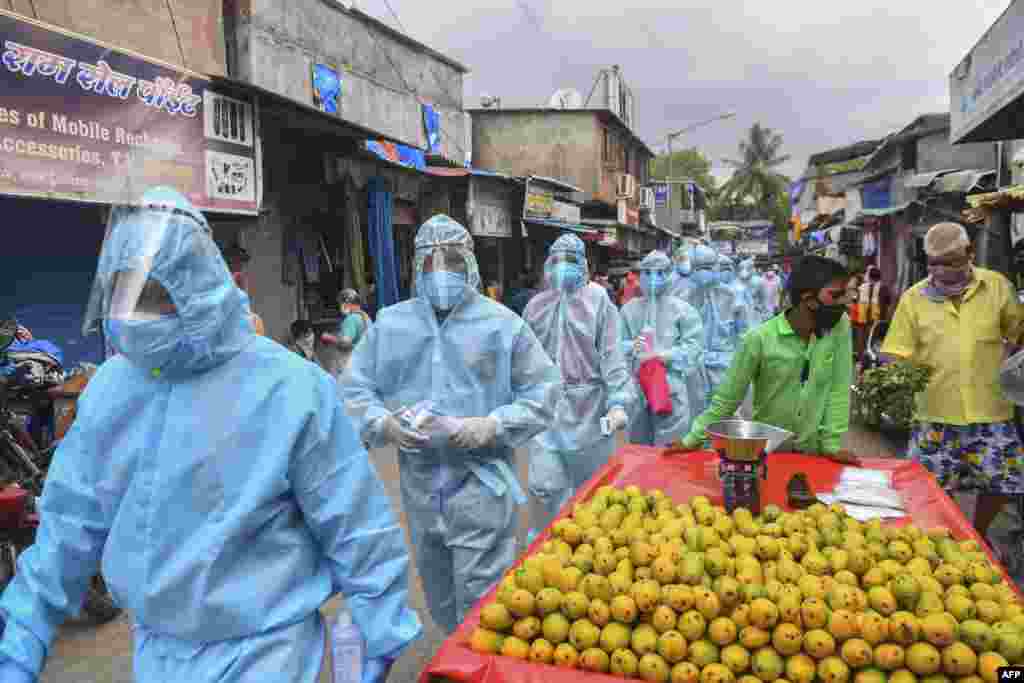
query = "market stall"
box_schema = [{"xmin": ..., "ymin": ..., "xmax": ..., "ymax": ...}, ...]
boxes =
[{"xmin": 422, "ymin": 445, "xmax": 1021, "ymax": 683}]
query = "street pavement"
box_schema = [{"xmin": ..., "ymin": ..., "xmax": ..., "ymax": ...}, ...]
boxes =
[{"xmin": 38, "ymin": 427, "xmax": 903, "ymax": 682}]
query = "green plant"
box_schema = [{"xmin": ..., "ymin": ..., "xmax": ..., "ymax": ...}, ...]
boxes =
[{"xmin": 852, "ymin": 361, "xmax": 934, "ymax": 431}]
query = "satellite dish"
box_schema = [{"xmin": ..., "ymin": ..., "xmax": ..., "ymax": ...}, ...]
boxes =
[{"xmin": 548, "ymin": 88, "xmax": 584, "ymax": 109}]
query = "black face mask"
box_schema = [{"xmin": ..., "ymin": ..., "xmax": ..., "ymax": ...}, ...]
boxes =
[{"xmin": 813, "ymin": 303, "xmax": 846, "ymax": 336}]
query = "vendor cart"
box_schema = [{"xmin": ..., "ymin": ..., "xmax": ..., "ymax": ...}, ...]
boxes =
[{"xmin": 421, "ymin": 445, "xmax": 1021, "ymax": 683}]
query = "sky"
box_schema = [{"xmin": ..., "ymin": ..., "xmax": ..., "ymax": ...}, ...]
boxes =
[{"xmin": 355, "ymin": 0, "xmax": 1011, "ymax": 185}]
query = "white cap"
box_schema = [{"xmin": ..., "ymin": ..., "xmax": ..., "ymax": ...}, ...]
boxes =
[{"xmin": 924, "ymin": 222, "xmax": 970, "ymax": 258}]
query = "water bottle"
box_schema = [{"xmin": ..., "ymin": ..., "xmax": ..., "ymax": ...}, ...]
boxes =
[{"xmin": 332, "ymin": 609, "xmax": 364, "ymax": 683}]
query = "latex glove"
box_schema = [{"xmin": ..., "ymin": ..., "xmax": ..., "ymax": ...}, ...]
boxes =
[
  {"xmin": 362, "ymin": 657, "xmax": 395, "ymax": 683},
  {"xmin": 0, "ymin": 660, "xmax": 34, "ymax": 683},
  {"xmin": 380, "ymin": 416, "xmax": 428, "ymax": 450},
  {"xmin": 451, "ymin": 416, "xmax": 499, "ymax": 449},
  {"xmin": 604, "ymin": 406, "xmax": 628, "ymax": 432},
  {"xmin": 631, "ymin": 337, "xmax": 647, "ymax": 355}
]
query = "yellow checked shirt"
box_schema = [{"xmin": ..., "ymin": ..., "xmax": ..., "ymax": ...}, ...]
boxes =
[{"xmin": 882, "ymin": 267, "xmax": 1024, "ymax": 426}]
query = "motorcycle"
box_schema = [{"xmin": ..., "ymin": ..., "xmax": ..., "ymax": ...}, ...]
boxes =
[{"xmin": 0, "ymin": 325, "xmax": 121, "ymax": 624}]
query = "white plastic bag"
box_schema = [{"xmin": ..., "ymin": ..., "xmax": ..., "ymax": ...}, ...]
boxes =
[
  {"xmin": 838, "ymin": 467, "xmax": 892, "ymax": 488},
  {"xmin": 831, "ymin": 483, "xmax": 905, "ymax": 511}
]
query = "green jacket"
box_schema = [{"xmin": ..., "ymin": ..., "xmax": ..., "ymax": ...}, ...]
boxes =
[{"xmin": 683, "ymin": 312, "xmax": 853, "ymax": 454}]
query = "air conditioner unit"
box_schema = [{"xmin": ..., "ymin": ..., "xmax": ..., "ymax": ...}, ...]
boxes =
[
  {"xmin": 639, "ymin": 187, "xmax": 655, "ymax": 211},
  {"xmin": 615, "ymin": 173, "xmax": 636, "ymax": 199}
]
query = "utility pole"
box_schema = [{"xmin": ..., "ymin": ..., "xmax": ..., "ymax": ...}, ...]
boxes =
[{"xmin": 664, "ymin": 111, "xmax": 736, "ymax": 234}]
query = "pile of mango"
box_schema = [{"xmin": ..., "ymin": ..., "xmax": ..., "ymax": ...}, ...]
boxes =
[{"xmin": 469, "ymin": 485, "xmax": 1024, "ymax": 683}]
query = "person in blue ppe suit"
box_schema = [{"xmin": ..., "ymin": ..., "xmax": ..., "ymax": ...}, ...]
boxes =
[
  {"xmin": 731, "ymin": 257, "xmax": 760, "ymax": 419},
  {"xmin": 669, "ymin": 243, "xmax": 696, "ymax": 306},
  {"xmin": 689, "ymin": 246, "xmax": 747, "ymax": 399},
  {"xmin": 748, "ymin": 267, "xmax": 769, "ymax": 325},
  {"xmin": 620, "ymin": 250, "xmax": 705, "ymax": 446},
  {"xmin": 523, "ymin": 234, "xmax": 635, "ymax": 533},
  {"xmin": 735, "ymin": 257, "xmax": 763, "ymax": 331},
  {"xmin": 0, "ymin": 187, "xmax": 420, "ymax": 683},
  {"xmin": 341, "ymin": 214, "xmax": 561, "ymax": 635}
]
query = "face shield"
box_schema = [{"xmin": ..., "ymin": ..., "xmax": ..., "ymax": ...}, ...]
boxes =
[
  {"xmin": 545, "ymin": 250, "xmax": 587, "ymax": 292},
  {"xmin": 84, "ymin": 204, "xmax": 179, "ymax": 334},
  {"xmin": 417, "ymin": 245, "xmax": 471, "ymax": 310}
]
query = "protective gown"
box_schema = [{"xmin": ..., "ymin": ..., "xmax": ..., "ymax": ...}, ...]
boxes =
[
  {"xmin": 341, "ymin": 215, "xmax": 561, "ymax": 635},
  {"xmin": 0, "ymin": 190, "xmax": 420, "ymax": 682},
  {"xmin": 689, "ymin": 247, "xmax": 748, "ymax": 397},
  {"xmin": 735, "ymin": 257, "xmax": 761, "ymax": 331},
  {"xmin": 619, "ymin": 251, "xmax": 705, "ymax": 446},
  {"xmin": 669, "ymin": 244, "xmax": 695, "ymax": 306},
  {"xmin": 523, "ymin": 234, "xmax": 635, "ymax": 526},
  {"xmin": 749, "ymin": 271, "xmax": 769, "ymax": 324}
]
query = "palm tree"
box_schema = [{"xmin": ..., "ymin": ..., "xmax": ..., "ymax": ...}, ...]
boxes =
[{"xmin": 719, "ymin": 123, "xmax": 791, "ymax": 208}]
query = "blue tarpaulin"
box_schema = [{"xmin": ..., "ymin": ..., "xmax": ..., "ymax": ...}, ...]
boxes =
[
  {"xmin": 312, "ymin": 63, "xmax": 341, "ymax": 114},
  {"xmin": 367, "ymin": 177, "xmax": 400, "ymax": 314},
  {"xmin": 789, "ymin": 180, "xmax": 806, "ymax": 211},
  {"xmin": 365, "ymin": 140, "xmax": 426, "ymax": 171},
  {"xmin": 861, "ymin": 177, "xmax": 893, "ymax": 210},
  {"xmin": 422, "ymin": 104, "xmax": 441, "ymax": 155}
]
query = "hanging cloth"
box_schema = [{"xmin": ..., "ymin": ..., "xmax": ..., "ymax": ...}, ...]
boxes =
[
  {"xmin": 367, "ymin": 176, "xmax": 400, "ymax": 312},
  {"xmin": 344, "ymin": 175, "xmax": 367, "ymax": 293}
]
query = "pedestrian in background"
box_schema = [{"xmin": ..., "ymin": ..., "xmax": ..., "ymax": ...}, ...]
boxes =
[
  {"xmin": 342, "ymin": 215, "xmax": 560, "ymax": 635},
  {"xmin": 505, "ymin": 273, "xmax": 538, "ymax": 317},
  {"xmin": 523, "ymin": 234, "xmax": 634, "ymax": 533},
  {"xmin": 882, "ymin": 222, "xmax": 1024, "ymax": 537},
  {"xmin": 224, "ymin": 243, "xmax": 267, "ymax": 336},
  {"xmin": 321, "ymin": 288, "xmax": 371, "ymax": 378},
  {"xmin": 620, "ymin": 250, "xmax": 704, "ymax": 446},
  {"xmin": 0, "ymin": 187, "xmax": 420, "ymax": 683},
  {"xmin": 286, "ymin": 319, "xmax": 322, "ymax": 367},
  {"xmin": 619, "ymin": 271, "xmax": 641, "ymax": 306},
  {"xmin": 680, "ymin": 254, "xmax": 856, "ymax": 463}
]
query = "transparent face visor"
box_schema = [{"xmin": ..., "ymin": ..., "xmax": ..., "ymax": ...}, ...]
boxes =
[
  {"xmin": 108, "ymin": 269, "xmax": 177, "ymax": 321},
  {"xmin": 548, "ymin": 252, "xmax": 582, "ymax": 266},
  {"xmin": 421, "ymin": 246, "xmax": 468, "ymax": 275},
  {"xmin": 83, "ymin": 205, "xmax": 177, "ymax": 334}
]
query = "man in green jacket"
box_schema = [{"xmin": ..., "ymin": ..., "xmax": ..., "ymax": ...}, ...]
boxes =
[{"xmin": 679, "ymin": 255, "xmax": 857, "ymax": 462}]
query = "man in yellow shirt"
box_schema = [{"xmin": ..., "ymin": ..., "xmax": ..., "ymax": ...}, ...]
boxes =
[{"xmin": 882, "ymin": 222, "xmax": 1024, "ymax": 537}]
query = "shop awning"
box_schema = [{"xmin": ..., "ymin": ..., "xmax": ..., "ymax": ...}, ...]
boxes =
[
  {"xmin": 963, "ymin": 184, "xmax": 1024, "ymax": 223},
  {"xmin": 905, "ymin": 170, "xmax": 959, "ymax": 189},
  {"xmin": 423, "ymin": 167, "xmax": 514, "ymax": 180},
  {"xmin": 967, "ymin": 185, "xmax": 1024, "ymax": 209},
  {"xmin": 525, "ymin": 176, "xmax": 583, "ymax": 194},
  {"xmin": 932, "ymin": 169, "xmax": 996, "ymax": 194},
  {"xmin": 523, "ymin": 218, "xmax": 597, "ymax": 236},
  {"xmin": 851, "ymin": 203, "xmax": 911, "ymax": 221}
]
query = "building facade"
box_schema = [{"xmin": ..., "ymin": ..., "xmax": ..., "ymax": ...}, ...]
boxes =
[
  {"xmin": 952, "ymin": 1, "xmax": 1024, "ymax": 293},
  {"xmin": 469, "ymin": 79, "xmax": 659, "ymax": 272},
  {"xmin": 0, "ymin": 0, "xmax": 476, "ymax": 360}
]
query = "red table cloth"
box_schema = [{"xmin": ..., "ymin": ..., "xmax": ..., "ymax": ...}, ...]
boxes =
[{"xmin": 420, "ymin": 447, "xmax": 1015, "ymax": 683}]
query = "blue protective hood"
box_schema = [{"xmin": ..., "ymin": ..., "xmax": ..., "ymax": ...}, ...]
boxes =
[
  {"xmin": 95, "ymin": 187, "xmax": 252, "ymax": 377},
  {"xmin": 413, "ymin": 215, "xmax": 481, "ymax": 299},
  {"xmin": 638, "ymin": 250, "xmax": 672, "ymax": 272},
  {"xmin": 692, "ymin": 245, "xmax": 718, "ymax": 268}
]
